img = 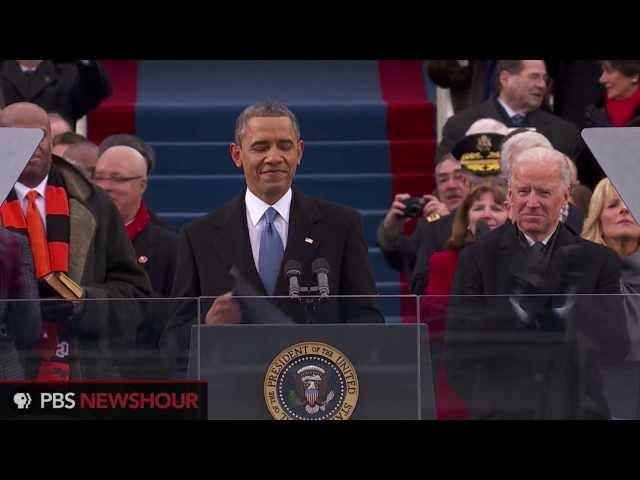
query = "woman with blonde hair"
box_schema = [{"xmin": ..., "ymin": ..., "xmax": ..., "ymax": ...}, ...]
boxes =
[{"xmin": 583, "ymin": 178, "xmax": 640, "ymax": 360}]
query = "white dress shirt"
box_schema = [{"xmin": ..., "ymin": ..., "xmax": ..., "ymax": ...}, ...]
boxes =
[
  {"xmin": 14, "ymin": 176, "xmax": 49, "ymax": 230},
  {"xmin": 245, "ymin": 188, "xmax": 291, "ymax": 271},
  {"xmin": 497, "ymin": 96, "xmax": 526, "ymax": 118},
  {"xmin": 522, "ymin": 226, "xmax": 556, "ymax": 247}
]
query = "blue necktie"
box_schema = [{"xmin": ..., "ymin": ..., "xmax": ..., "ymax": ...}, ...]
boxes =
[
  {"xmin": 258, "ymin": 207, "xmax": 284, "ymax": 296},
  {"xmin": 511, "ymin": 113, "xmax": 526, "ymax": 127}
]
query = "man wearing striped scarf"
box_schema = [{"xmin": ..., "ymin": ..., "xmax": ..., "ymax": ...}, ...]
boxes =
[{"xmin": 0, "ymin": 102, "xmax": 152, "ymax": 380}]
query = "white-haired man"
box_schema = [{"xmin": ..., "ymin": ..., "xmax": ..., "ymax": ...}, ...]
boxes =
[
  {"xmin": 445, "ymin": 147, "xmax": 629, "ymax": 419},
  {"xmin": 500, "ymin": 129, "xmax": 586, "ymax": 233}
]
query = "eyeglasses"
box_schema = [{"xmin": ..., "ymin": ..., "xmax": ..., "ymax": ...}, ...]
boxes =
[{"xmin": 93, "ymin": 175, "xmax": 144, "ymax": 184}]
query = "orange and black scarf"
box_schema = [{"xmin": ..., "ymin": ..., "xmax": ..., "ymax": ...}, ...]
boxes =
[
  {"xmin": 0, "ymin": 167, "xmax": 72, "ymax": 380},
  {"xmin": 0, "ymin": 168, "xmax": 70, "ymax": 277}
]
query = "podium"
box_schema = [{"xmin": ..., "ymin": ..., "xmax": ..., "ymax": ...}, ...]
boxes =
[
  {"xmin": 601, "ymin": 362, "xmax": 640, "ymax": 420},
  {"xmin": 187, "ymin": 323, "xmax": 434, "ymax": 420}
]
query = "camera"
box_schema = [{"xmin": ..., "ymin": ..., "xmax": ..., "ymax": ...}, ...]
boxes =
[{"xmin": 401, "ymin": 197, "xmax": 426, "ymax": 218}]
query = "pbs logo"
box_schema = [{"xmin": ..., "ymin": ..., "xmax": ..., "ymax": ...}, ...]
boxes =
[{"xmin": 13, "ymin": 392, "xmax": 33, "ymax": 410}]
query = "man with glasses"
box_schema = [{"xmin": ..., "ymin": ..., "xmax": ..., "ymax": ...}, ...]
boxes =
[
  {"xmin": 93, "ymin": 146, "xmax": 178, "ymax": 377},
  {"xmin": 93, "ymin": 145, "xmax": 177, "ymax": 299}
]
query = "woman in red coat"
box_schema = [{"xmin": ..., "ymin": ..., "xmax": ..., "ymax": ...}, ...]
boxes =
[
  {"xmin": 585, "ymin": 60, "xmax": 640, "ymax": 128},
  {"xmin": 420, "ymin": 184, "xmax": 509, "ymax": 419}
]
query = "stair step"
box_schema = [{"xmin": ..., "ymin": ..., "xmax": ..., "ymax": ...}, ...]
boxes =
[
  {"xmin": 135, "ymin": 103, "xmax": 433, "ymax": 143},
  {"xmin": 149, "ymin": 139, "xmax": 436, "ymax": 176},
  {"xmin": 146, "ymin": 173, "xmax": 433, "ymax": 212}
]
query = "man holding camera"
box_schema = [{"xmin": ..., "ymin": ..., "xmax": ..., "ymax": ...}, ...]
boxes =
[{"xmin": 378, "ymin": 154, "xmax": 470, "ymax": 293}]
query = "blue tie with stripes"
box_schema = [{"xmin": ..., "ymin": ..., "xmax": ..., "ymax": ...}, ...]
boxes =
[
  {"xmin": 258, "ymin": 207, "xmax": 284, "ymax": 296},
  {"xmin": 511, "ymin": 113, "xmax": 526, "ymax": 127}
]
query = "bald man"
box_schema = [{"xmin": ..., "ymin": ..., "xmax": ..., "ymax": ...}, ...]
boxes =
[
  {"xmin": 52, "ymin": 131, "xmax": 86, "ymax": 158},
  {"xmin": 48, "ymin": 112, "xmax": 73, "ymax": 139},
  {"xmin": 62, "ymin": 141, "xmax": 99, "ymax": 179},
  {"xmin": 94, "ymin": 147, "xmax": 178, "ymax": 375},
  {"xmin": 0, "ymin": 102, "xmax": 151, "ymax": 381}
]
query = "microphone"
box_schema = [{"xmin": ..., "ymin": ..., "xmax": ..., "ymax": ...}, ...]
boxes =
[
  {"xmin": 475, "ymin": 219, "xmax": 490, "ymax": 239},
  {"xmin": 284, "ymin": 260, "xmax": 302, "ymax": 298},
  {"xmin": 311, "ymin": 258, "xmax": 330, "ymax": 297}
]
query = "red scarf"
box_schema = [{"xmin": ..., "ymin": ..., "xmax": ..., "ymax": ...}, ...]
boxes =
[
  {"xmin": 605, "ymin": 86, "xmax": 640, "ymax": 127},
  {"xmin": 126, "ymin": 201, "xmax": 151, "ymax": 241}
]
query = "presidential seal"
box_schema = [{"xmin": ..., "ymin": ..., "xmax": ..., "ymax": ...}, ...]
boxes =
[{"xmin": 264, "ymin": 342, "xmax": 359, "ymax": 420}]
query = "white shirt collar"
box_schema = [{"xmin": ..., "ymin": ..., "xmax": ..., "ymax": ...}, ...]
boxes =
[
  {"xmin": 14, "ymin": 175, "xmax": 48, "ymax": 202},
  {"xmin": 497, "ymin": 96, "xmax": 526, "ymax": 117},
  {"xmin": 521, "ymin": 224, "xmax": 558, "ymax": 247},
  {"xmin": 245, "ymin": 188, "xmax": 292, "ymax": 227}
]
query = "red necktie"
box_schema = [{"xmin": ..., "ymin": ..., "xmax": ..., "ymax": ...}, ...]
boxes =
[{"xmin": 26, "ymin": 190, "xmax": 51, "ymax": 278}]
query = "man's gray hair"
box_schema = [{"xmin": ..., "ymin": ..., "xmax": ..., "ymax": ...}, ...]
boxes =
[
  {"xmin": 234, "ymin": 101, "xmax": 300, "ymax": 145},
  {"xmin": 501, "ymin": 130, "xmax": 552, "ymax": 179},
  {"xmin": 510, "ymin": 147, "xmax": 571, "ymax": 187}
]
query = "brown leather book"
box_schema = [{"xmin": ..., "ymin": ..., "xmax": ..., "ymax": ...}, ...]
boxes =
[{"xmin": 42, "ymin": 272, "xmax": 84, "ymax": 300}]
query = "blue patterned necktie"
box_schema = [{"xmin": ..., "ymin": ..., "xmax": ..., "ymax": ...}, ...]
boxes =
[
  {"xmin": 258, "ymin": 207, "xmax": 284, "ymax": 296},
  {"xmin": 511, "ymin": 113, "xmax": 526, "ymax": 127}
]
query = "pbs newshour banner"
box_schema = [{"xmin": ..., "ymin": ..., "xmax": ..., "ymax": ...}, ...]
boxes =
[{"xmin": 0, "ymin": 382, "xmax": 207, "ymax": 420}]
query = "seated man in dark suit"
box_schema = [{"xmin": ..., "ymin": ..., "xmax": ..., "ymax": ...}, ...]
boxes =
[
  {"xmin": 93, "ymin": 145, "xmax": 178, "ymax": 378},
  {"xmin": 445, "ymin": 147, "xmax": 629, "ymax": 419},
  {"xmin": 48, "ymin": 113, "xmax": 73, "ymax": 139},
  {"xmin": 51, "ymin": 131, "xmax": 86, "ymax": 157},
  {"xmin": 93, "ymin": 145, "xmax": 177, "ymax": 300},
  {"xmin": 163, "ymin": 101, "xmax": 382, "ymax": 373},
  {"xmin": 436, "ymin": 60, "xmax": 601, "ymax": 188},
  {"xmin": 63, "ymin": 141, "xmax": 99, "ymax": 179}
]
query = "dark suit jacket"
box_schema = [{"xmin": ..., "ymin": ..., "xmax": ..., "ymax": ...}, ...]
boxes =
[
  {"xmin": 133, "ymin": 213, "xmax": 178, "ymax": 299},
  {"xmin": 409, "ymin": 213, "xmax": 455, "ymax": 295},
  {"xmin": 163, "ymin": 188, "xmax": 382, "ymax": 374},
  {"xmin": 546, "ymin": 60, "xmax": 603, "ymax": 131},
  {"xmin": 445, "ymin": 222, "xmax": 629, "ymax": 419},
  {"xmin": 427, "ymin": 60, "xmax": 494, "ymax": 113},
  {"xmin": 435, "ymin": 97, "xmax": 591, "ymax": 183},
  {"xmin": 131, "ymin": 213, "xmax": 178, "ymax": 379},
  {"xmin": 0, "ymin": 60, "xmax": 111, "ymax": 125}
]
